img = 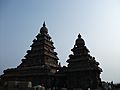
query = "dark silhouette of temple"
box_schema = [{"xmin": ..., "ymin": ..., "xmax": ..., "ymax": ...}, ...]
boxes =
[{"xmin": 0, "ymin": 22, "xmax": 102, "ymax": 90}]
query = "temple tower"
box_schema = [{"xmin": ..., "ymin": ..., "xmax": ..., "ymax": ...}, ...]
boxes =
[
  {"xmin": 18, "ymin": 22, "xmax": 59, "ymax": 73},
  {"xmin": 1, "ymin": 22, "xmax": 59, "ymax": 87},
  {"xmin": 66, "ymin": 34, "xmax": 102, "ymax": 90}
]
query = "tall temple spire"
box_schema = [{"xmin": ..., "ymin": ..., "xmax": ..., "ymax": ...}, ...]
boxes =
[{"xmin": 18, "ymin": 22, "xmax": 59, "ymax": 71}]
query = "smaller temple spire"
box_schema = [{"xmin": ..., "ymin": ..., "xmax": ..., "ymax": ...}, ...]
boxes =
[{"xmin": 43, "ymin": 21, "xmax": 46, "ymax": 27}]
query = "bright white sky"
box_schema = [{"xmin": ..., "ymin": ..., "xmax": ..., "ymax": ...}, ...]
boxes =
[{"xmin": 0, "ymin": 0, "xmax": 120, "ymax": 83}]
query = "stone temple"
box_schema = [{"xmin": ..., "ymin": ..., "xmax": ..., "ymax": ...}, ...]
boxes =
[{"xmin": 0, "ymin": 22, "xmax": 102, "ymax": 90}]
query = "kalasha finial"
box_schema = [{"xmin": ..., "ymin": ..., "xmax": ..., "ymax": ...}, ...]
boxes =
[
  {"xmin": 43, "ymin": 21, "xmax": 46, "ymax": 27},
  {"xmin": 78, "ymin": 33, "xmax": 81, "ymax": 38}
]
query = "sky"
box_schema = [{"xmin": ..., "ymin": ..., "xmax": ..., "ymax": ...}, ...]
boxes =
[{"xmin": 0, "ymin": 0, "xmax": 120, "ymax": 83}]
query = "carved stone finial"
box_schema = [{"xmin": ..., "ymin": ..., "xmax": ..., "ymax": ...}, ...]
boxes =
[
  {"xmin": 43, "ymin": 21, "xmax": 46, "ymax": 27},
  {"xmin": 75, "ymin": 33, "xmax": 85, "ymax": 47},
  {"xmin": 78, "ymin": 33, "xmax": 81, "ymax": 38}
]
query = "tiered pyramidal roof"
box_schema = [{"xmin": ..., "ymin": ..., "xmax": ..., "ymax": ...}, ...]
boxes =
[
  {"xmin": 66, "ymin": 34, "xmax": 102, "ymax": 89},
  {"xmin": 18, "ymin": 22, "xmax": 59, "ymax": 72},
  {"xmin": 67, "ymin": 34, "xmax": 102, "ymax": 71}
]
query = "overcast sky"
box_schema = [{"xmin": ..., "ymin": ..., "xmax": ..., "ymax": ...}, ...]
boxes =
[{"xmin": 0, "ymin": 0, "xmax": 120, "ymax": 83}]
